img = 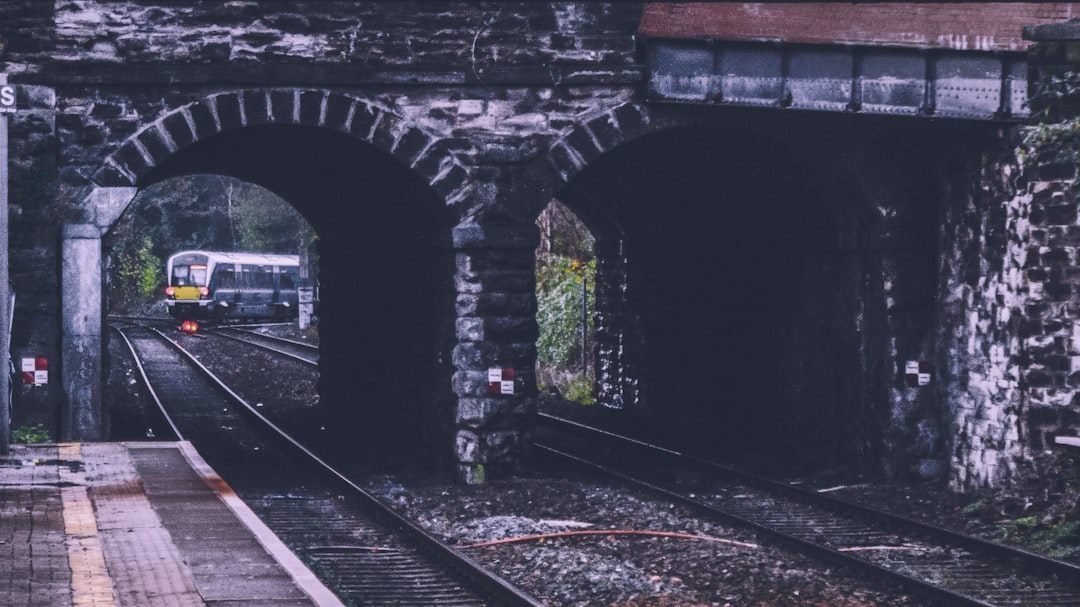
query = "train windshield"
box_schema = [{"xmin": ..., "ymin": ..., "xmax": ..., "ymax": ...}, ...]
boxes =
[{"xmin": 171, "ymin": 263, "xmax": 208, "ymax": 287}]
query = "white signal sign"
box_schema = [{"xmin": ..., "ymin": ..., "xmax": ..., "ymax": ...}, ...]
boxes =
[
  {"xmin": 904, "ymin": 360, "xmax": 931, "ymax": 387},
  {"xmin": 21, "ymin": 357, "xmax": 48, "ymax": 385},
  {"xmin": 0, "ymin": 84, "xmax": 15, "ymax": 113},
  {"xmin": 487, "ymin": 367, "xmax": 515, "ymax": 395}
]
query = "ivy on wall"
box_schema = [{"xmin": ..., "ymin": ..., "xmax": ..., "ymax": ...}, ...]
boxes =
[{"xmin": 1020, "ymin": 71, "xmax": 1080, "ymax": 186}]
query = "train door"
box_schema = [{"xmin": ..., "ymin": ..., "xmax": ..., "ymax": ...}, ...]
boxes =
[
  {"xmin": 240, "ymin": 263, "xmax": 276, "ymax": 316},
  {"xmin": 209, "ymin": 263, "xmax": 240, "ymax": 319},
  {"xmin": 274, "ymin": 265, "xmax": 300, "ymax": 315}
]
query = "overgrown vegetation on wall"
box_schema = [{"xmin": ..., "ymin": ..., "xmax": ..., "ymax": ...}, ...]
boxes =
[
  {"xmin": 535, "ymin": 200, "xmax": 596, "ymax": 404},
  {"xmin": 984, "ymin": 67, "xmax": 1080, "ymax": 553},
  {"xmin": 1020, "ymin": 71, "xmax": 1080, "ymax": 180},
  {"xmin": 106, "ymin": 174, "xmax": 316, "ymax": 314}
]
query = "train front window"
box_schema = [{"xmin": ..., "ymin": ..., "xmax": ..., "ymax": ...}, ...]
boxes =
[{"xmin": 171, "ymin": 264, "xmax": 207, "ymax": 286}]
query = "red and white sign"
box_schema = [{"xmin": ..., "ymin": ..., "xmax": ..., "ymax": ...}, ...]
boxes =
[
  {"xmin": 488, "ymin": 367, "xmax": 515, "ymax": 395},
  {"xmin": 21, "ymin": 357, "xmax": 48, "ymax": 385},
  {"xmin": 904, "ymin": 360, "xmax": 931, "ymax": 387}
]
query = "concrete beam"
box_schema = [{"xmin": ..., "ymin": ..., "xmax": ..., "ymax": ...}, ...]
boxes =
[{"xmin": 60, "ymin": 186, "xmax": 135, "ymax": 442}]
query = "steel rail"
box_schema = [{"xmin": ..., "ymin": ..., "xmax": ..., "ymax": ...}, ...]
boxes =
[
  {"xmin": 134, "ymin": 325, "xmax": 543, "ymax": 607},
  {"xmin": 204, "ymin": 326, "xmax": 318, "ymax": 366},
  {"xmin": 536, "ymin": 412, "xmax": 1080, "ymax": 607},
  {"xmin": 541, "ymin": 412, "xmax": 1080, "ymax": 578},
  {"xmin": 112, "ymin": 326, "xmax": 185, "ymax": 441}
]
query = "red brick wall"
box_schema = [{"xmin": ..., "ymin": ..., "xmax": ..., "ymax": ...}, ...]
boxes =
[{"xmin": 639, "ymin": 3, "xmax": 1080, "ymax": 51}]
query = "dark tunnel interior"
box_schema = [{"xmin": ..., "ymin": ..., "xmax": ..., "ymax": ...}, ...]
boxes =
[
  {"xmin": 139, "ymin": 125, "xmax": 457, "ymax": 471},
  {"xmin": 561, "ymin": 109, "xmax": 982, "ymax": 476},
  {"xmin": 124, "ymin": 110, "xmax": 991, "ymax": 479}
]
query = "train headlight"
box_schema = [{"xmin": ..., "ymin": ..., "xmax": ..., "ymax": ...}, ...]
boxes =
[
  {"xmin": 180, "ymin": 320, "xmax": 199, "ymax": 334},
  {"xmin": 198, "ymin": 286, "xmax": 211, "ymax": 298},
  {"xmin": 165, "ymin": 286, "xmax": 175, "ymax": 298}
]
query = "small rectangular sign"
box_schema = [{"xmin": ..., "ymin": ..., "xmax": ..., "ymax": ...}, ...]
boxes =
[
  {"xmin": 0, "ymin": 84, "xmax": 15, "ymax": 113},
  {"xmin": 905, "ymin": 360, "xmax": 920, "ymax": 374},
  {"xmin": 500, "ymin": 380, "xmax": 515, "ymax": 395},
  {"xmin": 21, "ymin": 357, "xmax": 48, "ymax": 385}
]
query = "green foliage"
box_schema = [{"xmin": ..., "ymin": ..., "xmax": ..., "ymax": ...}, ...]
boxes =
[
  {"xmin": 534, "ymin": 200, "xmax": 599, "ymax": 405},
  {"xmin": 232, "ymin": 188, "xmax": 315, "ymax": 253},
  {"xmin": 535, "ymin": 255, "xmax": 595, "ymax": 369},
  {"xmin": 561, "ymin": 373, "xmax": 596, "ymax": 406},
  {"xmin": 1020, "ymin": 118, "xmax": 1080, "ymax": 175},
  {"xmin": 11, "ymin": 423, "xmax": 50, "ymax": 444},
  {"xmin": 962, "ymin": 500, "xmax": 986, "ymax": 517},
  {"xmin": 995, "ymin": 517, "xmax": 1080, "ymax": 559},
  {"xmin": 1020, "ymin": 70, "xmax": 1080, "ymax": 191},
  {"xmin": 110, "ymin": 235, "xmax": 163, "ymax": 313},
  {"xmin": 106, "ymin": 174, "xmax": 316, "ymax": 315}
]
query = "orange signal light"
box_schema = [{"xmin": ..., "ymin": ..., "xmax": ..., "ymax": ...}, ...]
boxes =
[{"xmin": 180, "ymin": 320, "xmax": 199, "ymax": 334}]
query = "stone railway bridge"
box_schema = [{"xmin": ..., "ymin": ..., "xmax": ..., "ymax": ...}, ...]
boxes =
[{"xmin": 4, "ymin": 2, "xmax": 1080, "ymax": 487}]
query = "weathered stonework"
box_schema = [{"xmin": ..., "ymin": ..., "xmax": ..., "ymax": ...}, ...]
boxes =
[
  {"xmin": 4, "ymin": 2, "xmax": 1080, "ymax": 487},
  {"xmin": 452, "ymin": 221, "xmax": 541, "ymax": 481},
  {"xmin": 1, "ymin": 2, "xmax": 645, "ymax": 480}
]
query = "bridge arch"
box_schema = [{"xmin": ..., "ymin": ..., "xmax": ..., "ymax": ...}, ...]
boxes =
[
  {"xmin": 529, "ymin": 102, "xmax": 971, "ymax": 476},
  {"xmin": 90, "ymin": 89, "xmax": 473, "ymax": 210},
  {"xmin": 64, "ymin": 90, "xmax": 462, "ymax": 468}
]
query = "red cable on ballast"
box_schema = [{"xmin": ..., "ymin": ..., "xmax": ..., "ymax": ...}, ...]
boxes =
[{"xmin": 461, "ymin": 529, "xmax": 759, "ymax": 549}]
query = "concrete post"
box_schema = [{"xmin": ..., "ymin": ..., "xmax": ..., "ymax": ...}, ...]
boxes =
[
  {"xmin": 61, "ymin": 224, "xmax": 104, "ymax": 441},
  {"xmin": 0, "ymin": 74, "xmax": 10, "ymax": 453},
  {"xmin": 60, "ymin": 187, "xmax": 136, "ymax": 442}
]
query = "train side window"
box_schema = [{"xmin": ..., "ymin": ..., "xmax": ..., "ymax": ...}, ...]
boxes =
[
  {"xmin": 243, "ymin": 264, "xmax": 274, "ymax": 288},
  {"xmin": 215, "ymin": 268, "xmax": 236, "ymax": 289},
  {"xmin": 280, "ymin": 268, "xmax": 298, "ymax": 289}
]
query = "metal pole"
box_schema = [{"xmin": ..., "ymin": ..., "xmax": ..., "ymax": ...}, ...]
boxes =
[
  {"xmin": 1, "ymin": 73, "xmax": 11, "ymax": 454},
  {"xmin": 297, "ymin": 226, "xmax": 312, "ymax": 329},
  {"xmin": 580, "ymin": 276, "xmax": 587, "ymax": 371}
]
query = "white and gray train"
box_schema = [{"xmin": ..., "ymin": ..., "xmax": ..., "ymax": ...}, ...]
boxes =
[{"xmin": 164, "ymin": 250, "xmax": 301, "ymax": 322}]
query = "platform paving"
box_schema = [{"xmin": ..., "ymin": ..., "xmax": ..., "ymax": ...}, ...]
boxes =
[{"xmin": 0, "ymin": 442, "xmax": 344, "ymax": 607}]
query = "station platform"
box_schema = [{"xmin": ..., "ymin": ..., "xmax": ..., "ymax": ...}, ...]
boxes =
[{"xmin": 0, "ymin": 441, "xmax": 344, "ymax": 607}]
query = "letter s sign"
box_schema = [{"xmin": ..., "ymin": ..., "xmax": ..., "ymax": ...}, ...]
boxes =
[{"xmin": 0, "ymin": 85, "xmax": 15, "ymax": 112}]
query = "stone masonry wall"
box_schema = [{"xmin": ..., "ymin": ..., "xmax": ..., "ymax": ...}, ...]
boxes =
[
  {"xmin": 8, "ymin": 1, "xmax": 1080, "ymax": 487},
  {"xmin": 934, "ymin": 29, "xmax": 1080, "ymax": 490},
  {"xmin": 0, "ymin": 1, "xmax": 645, "ymax": 480},
  {"xmin": 938, "ymin": 136, "xmax": 1028, "ymax": 489},
  {"xmin": 937, "ymin": 126, "xmax": 1080, "ymax": 490}
]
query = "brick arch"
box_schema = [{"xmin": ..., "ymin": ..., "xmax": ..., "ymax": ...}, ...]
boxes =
[
  {"xmin": 544, "ymin": 100, "xmax": 880, "ymax": 234},
  {"xmin": 89, "ymin": 89, "xmax": 472, "ymax": 208},
  {"xmin": 544, "ymin": 101, "xmax": 656, "ymax": 190}
]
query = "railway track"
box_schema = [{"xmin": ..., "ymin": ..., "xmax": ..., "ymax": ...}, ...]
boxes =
[
  {"xmin": 112, "ymin": 323, "xmax": 542, "ymax": 607},
  {"xmin": 204, "ymin": 325, "xmax": 319, "ymax": 365},
  {"xmin": 535, "ymin": 412, "xmax": 1080, "ymax": 607}
]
